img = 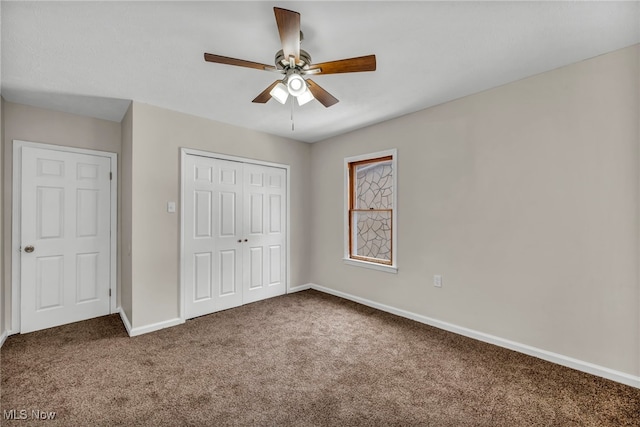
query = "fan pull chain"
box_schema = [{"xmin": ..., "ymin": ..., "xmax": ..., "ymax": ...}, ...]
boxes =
[{"xmin": 290, "ymin": 97, "xmax": 295, "ymax": 131}]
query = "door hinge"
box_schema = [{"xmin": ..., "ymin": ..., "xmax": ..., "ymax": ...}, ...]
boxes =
[
  {"xmin": 110, "ymin": 172, "xmax": 113, "ymax": 180},
  {"xmin": 109, "ymin": 289, "xmax": 112, "ymax": 297}
]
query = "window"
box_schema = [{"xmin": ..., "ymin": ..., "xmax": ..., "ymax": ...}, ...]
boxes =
[{"xmin": 344, "ymin": 149, "xmax": 397, "ymax": 273}]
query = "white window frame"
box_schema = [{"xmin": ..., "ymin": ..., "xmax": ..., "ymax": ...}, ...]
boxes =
[{"xmin": 343, "ymin": 149, "xmax": 398, "ymax": 274}]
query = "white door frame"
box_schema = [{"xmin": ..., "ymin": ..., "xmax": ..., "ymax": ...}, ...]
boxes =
[
  {"xmin": 179, "ymin": 148, "xmax": 291, "ymax": 321},
  {"xmin": 11, "ymin": 140, "xmax": 118, "ymax": 333}
]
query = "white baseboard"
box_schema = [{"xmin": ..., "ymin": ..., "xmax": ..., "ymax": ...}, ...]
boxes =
[
  {"xmin": 308, "ymin": 283, "xmax": 640, "ymax": 389},
  {"xmin": 131, "ymin": 317, "xmax": 183, "ymax": 337},
  {"xmin": 117, "ymin": 307, "xmax": 183, "ymax": 337},
  {"xmin": 129, "ymin": 317, "xmax": 184, "ymax": 337},
  {"xmin": 117, "ymin": 308, "xmax": 133, "ymax": 336},
  {"xmin": 0, "ymin": 331, "xmax": 8, "ymax": 348},
  {"xmin": 288, "ymin": 283, "xmax": 312, "ymax": 293}
]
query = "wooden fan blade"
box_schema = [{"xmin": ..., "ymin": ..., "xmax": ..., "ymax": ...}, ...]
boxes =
[
  {"xmin": 204, "ymin": 53, "xmax": 276, "ymax": 71},
  {"xmin": 274, "ymin": 7, "xmax": 300, "ymax": 63},
  {"xmin": 252, "ymin": 81, "xmax": 281, "ymax": 103},
  {"xmin": 306, "ymin": 79, "xmax": 339, "ymax": 108},
  {"xmin": 307, "ymin": 55, "xmax": 376, "ymax": 75}
]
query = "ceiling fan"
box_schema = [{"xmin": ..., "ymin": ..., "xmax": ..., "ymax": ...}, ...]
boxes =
[{"xmin": 204, "ymin": 7, "xmax": 376, "ymax": 108}]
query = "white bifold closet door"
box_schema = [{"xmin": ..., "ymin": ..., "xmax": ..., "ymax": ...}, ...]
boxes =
[{"xmin": 184, "ymin": 155, "xmax": 286, "ymax": 319}]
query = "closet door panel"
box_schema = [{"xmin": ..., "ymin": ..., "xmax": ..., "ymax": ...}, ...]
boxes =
[
  {"xmin": 242, "ymin": 164, "xmax": 286, "ymax": 304},
  {"xmin": 184, "ymin": 156, "xmax": 243, "ymax": 318}
]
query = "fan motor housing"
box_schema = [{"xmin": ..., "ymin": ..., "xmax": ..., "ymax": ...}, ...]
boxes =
[{"xmin": 275, "ymin": 49, "xmax": 312, "ymax": 70}]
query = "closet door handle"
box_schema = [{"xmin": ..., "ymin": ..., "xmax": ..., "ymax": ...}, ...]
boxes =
[
  {"xmin": 244, "ymin": 239, "xmax": 248, "ymax": 242},
  {"xmin": 237, "ymin": 239, "xmax": 242, "ymax": 243}
]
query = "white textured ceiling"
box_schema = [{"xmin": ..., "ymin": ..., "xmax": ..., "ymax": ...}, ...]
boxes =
[{"xmin": 2, "ymin": 1, "xmax": 639, "ymax": 143}]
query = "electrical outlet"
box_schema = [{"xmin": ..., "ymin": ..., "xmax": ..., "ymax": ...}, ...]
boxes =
[{"xmin": 433, "ymin": 275, "xmax": 442, "ymax": 288}]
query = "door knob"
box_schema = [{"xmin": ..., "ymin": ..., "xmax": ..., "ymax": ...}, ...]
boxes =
[
  {"xmin": 237, "ymin": 239, "xmax": 242, "ymax": 243},
  {"xmin": 244, "ymin": 239, "xmax": 248, "ymax": 242},
  {"xmin": 24, "ymin": 245, "xmax": 35, "ymax": 253}
]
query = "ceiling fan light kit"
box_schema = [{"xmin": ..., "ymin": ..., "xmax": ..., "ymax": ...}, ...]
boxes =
[
  {"xmin": 204, "ymin": 7, "xmax": 376, "ymax": 112},
  {"xmin": 268, "ymin": 71, "xmax": 314, "ymax": 105}
]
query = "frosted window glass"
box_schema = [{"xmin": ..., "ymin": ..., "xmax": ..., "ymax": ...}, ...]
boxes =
[
  {"xmin": 354, "ymin": 161, "xmax": 393, "ymax": 210},
  {"xmin": 351, "ymin": 211, "xmax": 391, "ymax": 262}
]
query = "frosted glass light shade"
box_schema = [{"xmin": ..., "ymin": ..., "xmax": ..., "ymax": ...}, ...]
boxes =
[
  {"xmin": 296, "ymin": 89, "xmax": 314, "ymax": 106},
  {"xmin": 287, "ymin": 74, "xmax": 306, "ymax": 97},
  {"xmin": 270, "ymin": 82, "xmax": 289, "ymax": 104}
]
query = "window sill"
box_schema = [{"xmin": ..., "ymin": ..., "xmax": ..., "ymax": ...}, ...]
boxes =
[{"xmin": 343, "ymin": 258, "xmax": 398, "ymax": 274}]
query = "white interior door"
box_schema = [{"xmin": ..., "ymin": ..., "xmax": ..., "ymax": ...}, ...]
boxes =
[
  {"xmin": 183, "ymin": 153, "xmax": 287, "ymax": 320},
  {"xmin": 20, "ymin": 146, "xmax": 112, "ymax": 333},
  {"xmin": 184, "ymin": 156, "xmax": 244, "ymax": 317},
  {"xmin": 242, "ymin": 164, "xmax": 286, "ymax": 304}
]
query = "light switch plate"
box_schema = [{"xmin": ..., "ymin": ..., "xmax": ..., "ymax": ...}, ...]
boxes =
[
  {"xmin": 167, "ymin": 202, "xmax": 176, "ymax": 213},
  {"xmin": 433, "ymin": 275, "xmax": 442, "ymax": 288}
]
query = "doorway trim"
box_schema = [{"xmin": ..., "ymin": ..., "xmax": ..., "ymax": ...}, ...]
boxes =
[
  {"xmin": 179, "ymin": 148, "xmax": 291, "ymax": 322},
  {"xmin": 11, "ymin": 140, "xmax": 118, "ymax": 333}
]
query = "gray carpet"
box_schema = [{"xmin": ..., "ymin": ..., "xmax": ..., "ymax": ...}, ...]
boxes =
[{"xmin": 1, "ymin": 289, "xmax": 639, "ymax": 426}]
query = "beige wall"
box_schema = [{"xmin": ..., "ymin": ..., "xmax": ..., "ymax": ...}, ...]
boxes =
[
  {"xmin": 121, "ymin": 104, "xmax": 133, "ymax": 323},
  {"xmin": 310, "ymin": 45, "xmax": 640, "ymax": 376},
  {"xmin": 1, "ymin": 98, "xmax": 4, "ymax": 337},
  {"xmin": 2, "ymin": 101, "xmax": 122, "ymax": 331},
  {"xmin": 128, "ymin": 102, "xmax": 311, "ymax": 328}
]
